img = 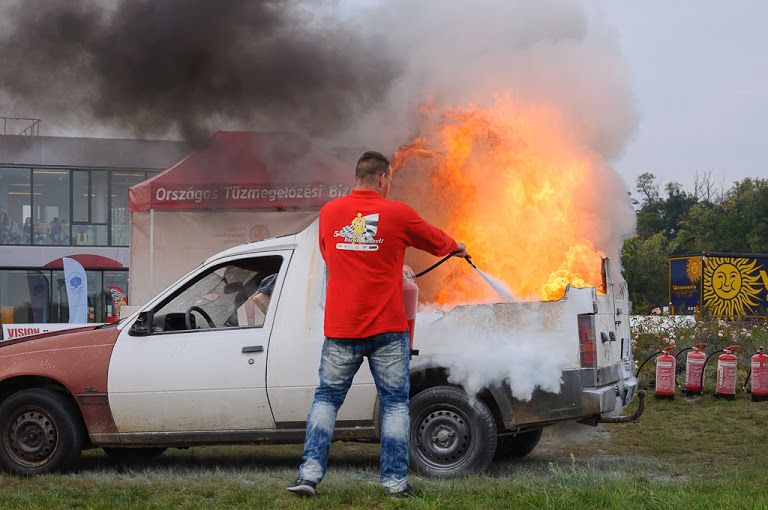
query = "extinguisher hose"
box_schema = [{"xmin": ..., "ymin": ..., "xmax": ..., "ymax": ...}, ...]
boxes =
[
  {"xmin": 699, "ymin": 349, "xmax": 726, "ymax": 391},
  {"xmin": 674, "ymin": 347, "xmax": 694, "ymax": 390},
  {"xmin": 745, "ymin": 368, "xmax": 752, "ymax": 393},
  {"xmin": 674, "ymin": 347, "xmax": 693, "ymax": 364},
  {"xmin": 635, "ymin": 350, "xmax": 661, "ymax": 378},
  {"xmin": 412, "ymin": 250, "xmax": 464, "ymax": 279}
]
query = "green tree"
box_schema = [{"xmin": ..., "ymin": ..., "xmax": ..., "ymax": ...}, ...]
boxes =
[
  {"xmin": 669, "ymin": 202, "xmax": 719, "ymax": 254},
  {"xmin": 713, "ymin": 178, "xmax": 768, "ymax": 253},
  {"xmin": 621, "ymin": 232, "xmax": 669, "ymax": 313},
  {"xmin": 633, "ymin": 173, "xmax": 664, "ymax": 239},
  {"xmin": 660, "ymin": 181, "xmax": 697, "ymax": 237}
]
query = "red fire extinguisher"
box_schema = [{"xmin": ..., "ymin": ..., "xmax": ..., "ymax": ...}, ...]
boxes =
[
  {"xmin": 751, "ymin": 346, "xmax": 768, "ymax": 402},
  {"xmin": 655, "ymin": 346, "xmax": 676, "ymax": 400},
  {"xmin": 684, "ymin": 343, "xmax": 707, "ymax": 395},
  {"xmin": 402, "ymin": 266, "xmax": 419, "ymax": 354},
  {"xmin": 715, "ymin": 345, "xmax": 739, "ymax": 400}
]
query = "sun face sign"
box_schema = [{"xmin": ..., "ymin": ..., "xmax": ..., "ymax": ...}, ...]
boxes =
[
  {"xmin": 703, "ymin": 257, "xmax": 762, "ymax": 317},
  {"xmin": 712, "ymin": 263, "xmax": 742, "ymax": 300},
  {"xmin": 685, "ymin": 256, "xmax": 702, "ymax": 283}
]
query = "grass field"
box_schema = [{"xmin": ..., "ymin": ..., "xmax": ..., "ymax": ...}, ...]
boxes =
[{"xmin": 1, "ymin": 393, "xmax": 767, "ymax": 509}]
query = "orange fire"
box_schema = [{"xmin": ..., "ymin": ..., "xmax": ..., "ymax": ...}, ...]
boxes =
[{"xmin": 392, "ymin": 97, "xmax": 606, "ymax": 304}]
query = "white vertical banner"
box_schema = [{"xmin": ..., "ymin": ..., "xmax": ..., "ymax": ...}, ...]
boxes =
[{"xmin": 63, "ymin": 257, "xmax": 88, "ymax": 324}]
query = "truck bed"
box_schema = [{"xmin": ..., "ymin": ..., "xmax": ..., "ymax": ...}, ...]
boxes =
[{"xmin": 412, "ymin": 284, "xmax": 637, "ymax": 429}]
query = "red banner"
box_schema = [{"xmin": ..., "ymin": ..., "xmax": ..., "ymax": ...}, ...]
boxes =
[{"xmin": 150, "ymin": 182, "xmax": 351, "ymax": 210}]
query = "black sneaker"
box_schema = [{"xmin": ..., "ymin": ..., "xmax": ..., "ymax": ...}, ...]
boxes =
[
  {"xmin": 286, "ymin": 479, "xmax": 317, "ymax": 496},
  {"xmin": 389, "ymin": 484, "xmax": 421, "ymax": 499}
]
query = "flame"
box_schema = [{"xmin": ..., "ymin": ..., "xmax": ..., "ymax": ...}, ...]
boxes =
[{"xmin": 393, "ymin": 97, "xmax": 606, "ymax": 304}]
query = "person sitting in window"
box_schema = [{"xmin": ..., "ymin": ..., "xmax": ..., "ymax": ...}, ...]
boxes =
[
  {"xmin": 75, "ymin": 226, "xmax": 89, "ymax": 245},
  {"xmin": 0, "ymin": 206, "xmax": 9, "ymax": 243},
  {"xmin": 23, "ymin": 217, "xmax": 32, "ymax": 244},
  {"xmin": 49, "ymin": 217, "xmax": 63, "ymax": 243},
  {"xmin": 225, "ymin": 272, "xmax": 277, "ymax": 328},
  {"xmin": 33, "ymin": 221, "xmax": 45, "ymax": 243},
  {"xmin": 61, "ymin": 219, "xmax": 70, "ymax": 244},
  {"xmin": 251, "ymin": 274, "xmax": 277, "ymax": 315}
]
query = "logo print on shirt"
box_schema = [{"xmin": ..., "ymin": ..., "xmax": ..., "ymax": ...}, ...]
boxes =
[{"xmin": 334, "ymin": 213, "xmax": 384, "ymax": 251}]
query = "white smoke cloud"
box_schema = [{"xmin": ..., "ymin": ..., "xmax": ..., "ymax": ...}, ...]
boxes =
[
  {"xmin": 415, "ymin": 301, "xmax": 579, "ymax": 400},
  {"xmin": 336, "ymin": 0, "xmax": 636, "ymax": 163}
]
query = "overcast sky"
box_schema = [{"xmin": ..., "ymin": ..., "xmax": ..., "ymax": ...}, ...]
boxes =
[{"xmin": 587, "ymin": 1, "xmax": 768, "ymax": 192}]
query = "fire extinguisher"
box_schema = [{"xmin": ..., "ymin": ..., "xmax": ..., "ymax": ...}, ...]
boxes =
[
  {"xmin": 684, "ymin": 343, "xmax": 707, "ymax": 395},
  {"xmin": 655, "ymin": 346, "xmax": 676, "ymax": 400},
  {"xmin": 402, "ymin": 266, "xmax": 419, "ymax": 357},
  {"xmin": 714, "ymin": 345, "xmax": 739, "ymax": 400},
  {"xmin": 750, "ymin": 346, "xmax": 768, "ymax": 402}
]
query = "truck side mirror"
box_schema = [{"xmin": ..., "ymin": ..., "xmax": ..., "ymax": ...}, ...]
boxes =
[{"xmin": 129, "ymin": 310, "xmax": 154, "ymax": 336}]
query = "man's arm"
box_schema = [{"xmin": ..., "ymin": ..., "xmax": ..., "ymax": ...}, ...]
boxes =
[{"xmin": 401, "ymin": 204, "xmax": 467, "ymax": 258}]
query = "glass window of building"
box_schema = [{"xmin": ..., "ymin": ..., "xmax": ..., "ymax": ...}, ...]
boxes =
[
  {"xmin": 72, "ymin": 224, "xmax": 108, "ymax": 246},
  {"xmin": 33, "ymin": 169, "xmax": 70, "ymax": 245},
  {"xmin": 104, "ymin": 271, "xmax": 129, "ymax": 323},
  {"xmin": 0, "ymin": 269, "xmax": 51, "ymax": 324},
  {"xmin": 71, "ymin": 170, "xmax": 109, "ymax": 246},
  {"xmin": 92, "ymin": 171, "xmax": 108, "ymax": 224},
  {"xmin": 86, "ymin": 270, "xmax": 103, "ymax": 323},
  {"xmin": 49, "ymin": 270, "xmax": 69, "ymax": 323},
  {"xmin": 0, "ymin": 168, "xmax": 32, "ymax": 245},
  {"xmin": 111, "ymin": 171, "xmax": 147, "ymax": 246},
  {"xmin": 50, "ymin": 270, "xmax": 105, "ymax": 323},
  {"xmin": 72, "ymin": 170, "xmax": 89, "ymax": 223}
]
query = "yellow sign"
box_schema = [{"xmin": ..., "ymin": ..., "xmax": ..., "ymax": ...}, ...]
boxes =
[
  {"xmin": 685, "ymin": 256, "xmax": 702, "ymax": 283},
  {"xmin": 703, "ymin": 257, "xmax": 762, "ymax": 317}
]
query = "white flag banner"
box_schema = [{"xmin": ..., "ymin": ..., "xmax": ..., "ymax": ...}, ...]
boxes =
[{"xmin": 63, "ymin": 257, "xmax": 88, "ymax": 324}]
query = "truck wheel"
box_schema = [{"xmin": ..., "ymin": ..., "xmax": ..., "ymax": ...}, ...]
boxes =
[
  {"xmin": 0, "ymin": 388, "xmax": 84, "ymax": 475},
  {"xmin": 494, "ymin": 429, "xmax": 542, "ymax": 459},
  {"xmin": 103, "ymin": 447, "xmax": 167, "ymax": 462},
  {"xmin": 409, "ymin": 386, "xmax": 497, "ymax": 477}
]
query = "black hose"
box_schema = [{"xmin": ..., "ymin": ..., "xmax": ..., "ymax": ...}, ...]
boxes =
[
  {"xmin": 674, "ymin": 347, "xmax": 694, "ymax": 390},
  {"xmin": 700, "ymin": 349, "xmax": 726, "ymax": 391},
  {"xmin": 744, "ymin": 348, "xmax": 759, "ymax": 393},
  {"xmin": 635, "ymin": 350, "xmax": 661, "ymax": 378},
  {"xmin": 412, "ymin": 250, "xmax": 464, "ymax": 278},
  {"xmin": 674, "ymin": 347, "xmax": 693, "ymax": 364}
]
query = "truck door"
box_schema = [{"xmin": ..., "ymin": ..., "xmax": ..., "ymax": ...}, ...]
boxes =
[{"xmin": 108, "ymin": 250, "xmax": 291, "ymax": 433}]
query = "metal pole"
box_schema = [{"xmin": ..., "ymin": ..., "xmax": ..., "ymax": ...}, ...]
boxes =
[{"xmin": 149, "ymin": 209, "xmax": 155, "ymax": 296}]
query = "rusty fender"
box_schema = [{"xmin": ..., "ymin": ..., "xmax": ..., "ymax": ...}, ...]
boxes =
[{"xmin": 598, "ymin": 390, "xmax": 645, "ymax": 424}]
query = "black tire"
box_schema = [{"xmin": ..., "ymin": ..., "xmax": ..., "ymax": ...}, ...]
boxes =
[
  {"xmin": 409, "ymin": 386, "xmax": 497, "ymax": 477},
  {"xmin": 103, "ymin": 447, "xmax": 167, "ymax": 462},
  {"xmin": 0, "ymin": 388, "xmax": 84, "ymax": 475},
  {"xmin": 494, "ymin": 428, "xmax": 543, "ymax": 459}
]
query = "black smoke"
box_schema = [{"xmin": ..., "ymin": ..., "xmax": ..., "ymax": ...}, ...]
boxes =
[{"xmin": 0, "ymin": 0, "xmax": 400, "ymax": 142}]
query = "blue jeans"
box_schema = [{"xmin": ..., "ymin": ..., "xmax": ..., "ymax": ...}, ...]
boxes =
[{"xmin": 298, "ymin": 332, "xmax": 410, "ymax": 492}]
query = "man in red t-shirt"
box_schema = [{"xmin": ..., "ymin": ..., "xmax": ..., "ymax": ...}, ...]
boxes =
[{"xmin": 287, "ymin": 151, "xmax": 466, "ymax": 497}]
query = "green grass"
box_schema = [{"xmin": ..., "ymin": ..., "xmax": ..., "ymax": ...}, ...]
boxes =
[{"xmin": 1, "ymin": 394, "xmax": 767, "ymax": 509}]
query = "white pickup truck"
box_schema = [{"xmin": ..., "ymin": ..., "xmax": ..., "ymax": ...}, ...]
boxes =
[{"xmin": 0, "ymin": 221, "xmax": 642, "ymax": 475}]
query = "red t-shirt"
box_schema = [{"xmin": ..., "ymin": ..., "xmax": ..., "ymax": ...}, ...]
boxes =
[{"xmin": 319, "ymin": 189, "xmax": 458, "ymax": 338}]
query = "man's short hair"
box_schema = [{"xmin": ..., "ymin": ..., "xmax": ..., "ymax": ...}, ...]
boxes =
[{"xmin": 355, "ymin": 151, "xmax": 390, "ymax": 182}]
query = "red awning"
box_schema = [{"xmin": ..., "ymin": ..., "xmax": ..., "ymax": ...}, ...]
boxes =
[
  {"xmin": 129, "ymin": 131, "xmax": 354, "ymax": 212},
  {"xmin": 43, "ymin": 254, "xmax": 124, "ymax": 270}
]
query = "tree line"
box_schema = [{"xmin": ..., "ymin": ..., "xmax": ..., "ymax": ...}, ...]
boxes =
[{"xmin": 620, "ymin": 173, "xmax": 768, "ymax": 313}]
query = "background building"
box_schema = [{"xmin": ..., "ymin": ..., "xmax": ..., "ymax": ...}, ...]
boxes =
[{"xmin": 0, "ymin": 132, "xmax": 188, "ymax": 333}]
